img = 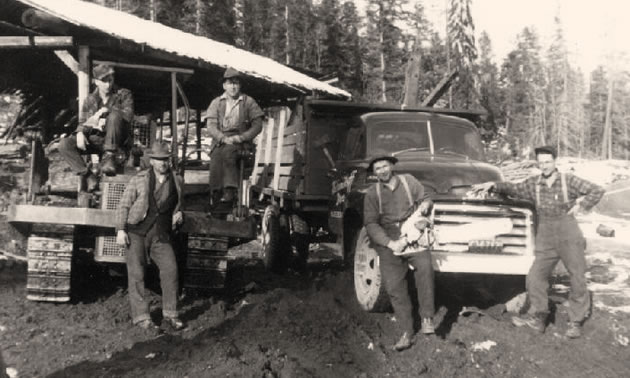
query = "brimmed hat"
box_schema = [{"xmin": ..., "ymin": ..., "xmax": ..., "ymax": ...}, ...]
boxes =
[
  {"xmin": 93, "ymin": 63, "xmax": 115, "ymax": 81},
  {"xmin": 146, "ymin": 141, "xmax": 171, "ymax": 159},
  {"xmin": 367, "ymin": 154, "xmax": 398, "ymax": 173},
  {"xmin": 534, "ymin": 145, "xmax": 557, "ymax": 158},
  {"xmin": 222, "ymin": 67, "xmax": 242, "ymax": 83}
]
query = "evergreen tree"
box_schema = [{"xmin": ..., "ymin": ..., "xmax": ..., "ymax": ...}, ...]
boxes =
[
  {"xmin": 499, "ymin": 27, "xmax": 547, "ymax": 155},
  {"xmin": 447, "ymin": 0, "xmax": 477, "ymax": 109},
  {"xmin": 290, "ymin": 0, "xmax": 319, "ymax": 71},
  {"xmin": 338, "ymin": 1, "xmax": 364, "ymax": 96},
  {"xmin": 364, "ymin": 0, "xmax": 408, "ymax": 103},
  {"xmin": 318, "ymin": 0, "xmax": 343, "ymax": 77},
  {"xmin": 476, "ymin": 31, "xmax": 502, "ymax": 133},
  {"xmin": 404, "ymin": 2, "xmax": 446, "ymax": 104},
  {"xmin": 236, "ymin": 0, "xmax": 275, "ymax": 56},
  {"xmin": 587, "ymin": 66, "xmax": 608, "ymax": 156},
  {"xmin": 545, "ymin": 16, "xmax": 574, "ymax": 156}
]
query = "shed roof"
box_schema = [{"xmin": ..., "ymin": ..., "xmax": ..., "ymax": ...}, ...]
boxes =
[{"xmin": 13, "ymin": 0, "xmax": 351, "ymax": 100}]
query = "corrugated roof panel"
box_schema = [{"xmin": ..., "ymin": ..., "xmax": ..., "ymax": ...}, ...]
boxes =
[{"xmin": 15, "ymin": 0, "xmax": 351, "ymax": 99}]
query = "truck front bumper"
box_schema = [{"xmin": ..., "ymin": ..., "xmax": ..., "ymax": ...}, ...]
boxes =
[{"xmin": 432, "ymin": 251, "xmax": 534, "ymax": 275}]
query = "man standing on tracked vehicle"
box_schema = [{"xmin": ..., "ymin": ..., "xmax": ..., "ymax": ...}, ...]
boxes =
[
  {"xmin": 471, "ymin": 145, "xmax": 604, "ymax": 338},
  {"xmin": 363, "ymin": 155, "xmax": 436, "ymax": 351}
]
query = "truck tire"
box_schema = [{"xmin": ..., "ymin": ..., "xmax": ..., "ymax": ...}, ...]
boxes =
[
  {"xmin": 353, "ymin": 227, "xmax": 390, "ymax": 312},
  {"xmin": 261, "ymin": 205, "xmax": 287, "ymax": 273},
  {"xmin": 290, "ymin": 214, "xmax": 309, "ymax": 271}
]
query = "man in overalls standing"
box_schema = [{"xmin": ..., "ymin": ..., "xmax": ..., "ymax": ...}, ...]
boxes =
[
  {"xmin": 472, "ymin": 146, "xmax": 604, "ymax": 338},
  {"xmin": 363, "ymin": 155, "xmax": 436, "ymax": 351}
]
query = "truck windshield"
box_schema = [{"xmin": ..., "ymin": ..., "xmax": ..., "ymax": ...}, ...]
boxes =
[
  {"xmin": 432, "ymin": 122, "xmax": 484, "ymax": 160},
  {"xmin": 368, "ymin": 120, "xmax": 484, "ymax": 161},
  {"xmin": 369, "ymin": 121, "xmax": 429, "ymax": 156}
]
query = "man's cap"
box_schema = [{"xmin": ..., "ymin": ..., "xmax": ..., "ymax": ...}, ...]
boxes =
[
  {"xmin": 367, "ymin": 154, "xmax": 398, "ymax": 173},
  {"xmin": 534, "ymin": 145, "xmax": 557, "ymax": 158},
  {"xmin": 222, "ymin": 67, "xmax": 242, "ymax": 82},
  {"xmin": 92, "ymin": 63, "xmax": 115, "ymax": 81},
  {"xmin": 146, "ymin": 141, "xmax": 171, "ymax": 159}
]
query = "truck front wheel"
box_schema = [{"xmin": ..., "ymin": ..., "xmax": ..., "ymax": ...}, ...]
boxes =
[{"xmin": 353, "ymin": 227, "xmax": 390, "ymax": 312}]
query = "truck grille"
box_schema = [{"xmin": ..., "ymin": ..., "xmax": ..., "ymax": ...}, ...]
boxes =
[{"xmin": 432, "ymin": 202, "xmax": 534, "ymax": 255}]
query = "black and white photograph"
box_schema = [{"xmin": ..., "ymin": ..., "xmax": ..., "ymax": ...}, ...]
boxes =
[{"xmin": 0, "ymin": 0, "xmax": 629, "ymax": 376}]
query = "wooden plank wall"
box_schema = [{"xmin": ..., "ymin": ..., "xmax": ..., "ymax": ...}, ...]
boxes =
[{"xmin": 250, "ymin": 104, "xmax": 306, "ymax": 193}]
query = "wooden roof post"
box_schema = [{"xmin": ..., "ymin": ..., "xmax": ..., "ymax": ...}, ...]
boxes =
[
  {"xmin": 78, "ymin": 45, "xmax": 90, "ymax": 122},
  {"xmin": 171, "ymin": 71, "xmax": 178, "ymax": 169}
]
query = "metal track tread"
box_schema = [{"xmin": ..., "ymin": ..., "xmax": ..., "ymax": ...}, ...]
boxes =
[
  {"xmin": 184, "ymin": 235, "xmax": 229, "ymax": 289},
  {"xmin": 26, "ymin": 227, "xmax": 74, "ymax": 302}
]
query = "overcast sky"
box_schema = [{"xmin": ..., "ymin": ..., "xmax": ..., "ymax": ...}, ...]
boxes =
[{"xmin": 357, "ymin": 0, "xmax": 630, "ymax": 74}]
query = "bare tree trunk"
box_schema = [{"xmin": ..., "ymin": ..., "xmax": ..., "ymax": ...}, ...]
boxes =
[
  {"xmin": 560, "ymin": 67, "xmax": 569, "ymax": 156},
  {"xmin": 379, "ymin": 30, "xmax": 387, "ymax": 103},
  {"xmin": 315, "ymin": 31, "xmax": 321, "ymax": 72},
  {"xmin": 602, "ymin": 78, "xmax": 614, "ymax": 159},
  {"xmin": 195, "ymin": 0, "xmax": 202, "ymax": 34},
  {"xmin": 624, "ymin": 112, "xmax": 628, "ymax": 160},
  {"xmin": 285, "ymin": 4, "xmax": 290, "ymax": 65},
  {"xmin": 445, "ymin": 0, "xmax": 452, "ymax": 108},
  {"xmin": 403, "ymin": 31, "xmax": 422, "ymax": 107},
  {"xmin": 150, "ymin": 0, "xmax": 156, "ymax": 21}
]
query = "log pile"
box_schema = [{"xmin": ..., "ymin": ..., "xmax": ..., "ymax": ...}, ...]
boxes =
[{"xmin": 500, "ymin": 160, "xmax": 538, "ymax": 182}]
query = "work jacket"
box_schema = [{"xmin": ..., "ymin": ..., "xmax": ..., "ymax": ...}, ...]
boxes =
[
  {"xmin": 364, "ymin": 174, "xmax": 430, "ymax": 247},
  {"xmin": 115, "ymin": 169, "xmax": 183, "ymax": 232},
  {"xmin": 78, "ymin": 86, "xmax": 134, "ymax": 134},
  {"xmin": 205, "ymin": 93, "xmax": 264, "ymax": 146}
]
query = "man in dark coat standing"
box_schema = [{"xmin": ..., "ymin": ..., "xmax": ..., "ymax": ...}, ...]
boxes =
[
  {"xmin": 115, "ymin": 141, "xmax": 185, "ymax": 331},
  {"xmin": 363, "ymin": 155, "xmax": 436, "ymax": 351}
]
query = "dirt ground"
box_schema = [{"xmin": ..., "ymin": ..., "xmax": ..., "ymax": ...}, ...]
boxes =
[
  {"xmin": 0, "ymin": 158, "xmax": 629, "ymax": 378},
  {"xmin": 0, "ymin": 237, "xmax": 629, "ymax": 378}
]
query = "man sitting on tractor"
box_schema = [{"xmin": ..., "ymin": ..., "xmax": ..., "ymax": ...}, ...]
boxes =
[
  {"xmin": 205, "ymin": 67, "xmax": 264, "ymax": 213},
  {"xmin": 59, "ymin": 63, "xmax": 134, "ymax": 191}
]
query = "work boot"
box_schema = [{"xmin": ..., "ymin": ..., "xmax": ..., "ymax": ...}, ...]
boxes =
[
  {"xmin": 101, "ymin": 152, "xmax": 117, "ymax": 176},
  {"xmin": 85, "ymin": 172, "xmax": 99, "ymax": 192},
  {"xmin": 392, "ymin": 332, "xmax": 414, "ymax": 351},
  {"xmin": 220, "ymin": 187, "xmax": 236, "ymax": 203},
  {"xmin": 565, "ymin": 321, "xmax": 582, "ymax": 339},
  {"xmin": 162, "ymin": 316, "xmax": 185, "ymax": 331},
  {"xmin": 421, "ymin": 318, "xmax": 435, "ymax": 335},
  {"xmin": 512, "ymin": 313, "xmax": 546, "ymax": 333},
  {"xmin": 136, "ymin": 319, "xmax": 159, "ymax": 331}
]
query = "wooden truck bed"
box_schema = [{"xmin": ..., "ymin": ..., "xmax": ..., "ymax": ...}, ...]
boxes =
[{"xmin": 248, "ymin": 101, "xmax": 353, "ymax": 200}]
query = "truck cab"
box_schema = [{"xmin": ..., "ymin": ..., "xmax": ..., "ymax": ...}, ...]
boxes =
[{"xmin": 326, "ymin": 110, "xmax": 536, "ymax": 311}]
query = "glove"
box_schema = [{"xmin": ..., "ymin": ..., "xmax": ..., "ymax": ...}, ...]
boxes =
[
  {"xmin": 419, "ymin": 199, "xmax": 433, "ymax": 216},
  {"xmin": 76, "ymin": 132, "xmax": 87, "ymax": 151},
  {"xmin": 116, "ymin": 230, "xmax": 129, "ymax": 246},
  {"xmin": 387, "ymin": 238, "xmax": 407, "ymax": 254},
  {"xmin": 172, "ymin": 211, "xmax": 184, "ymax": 230}
]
